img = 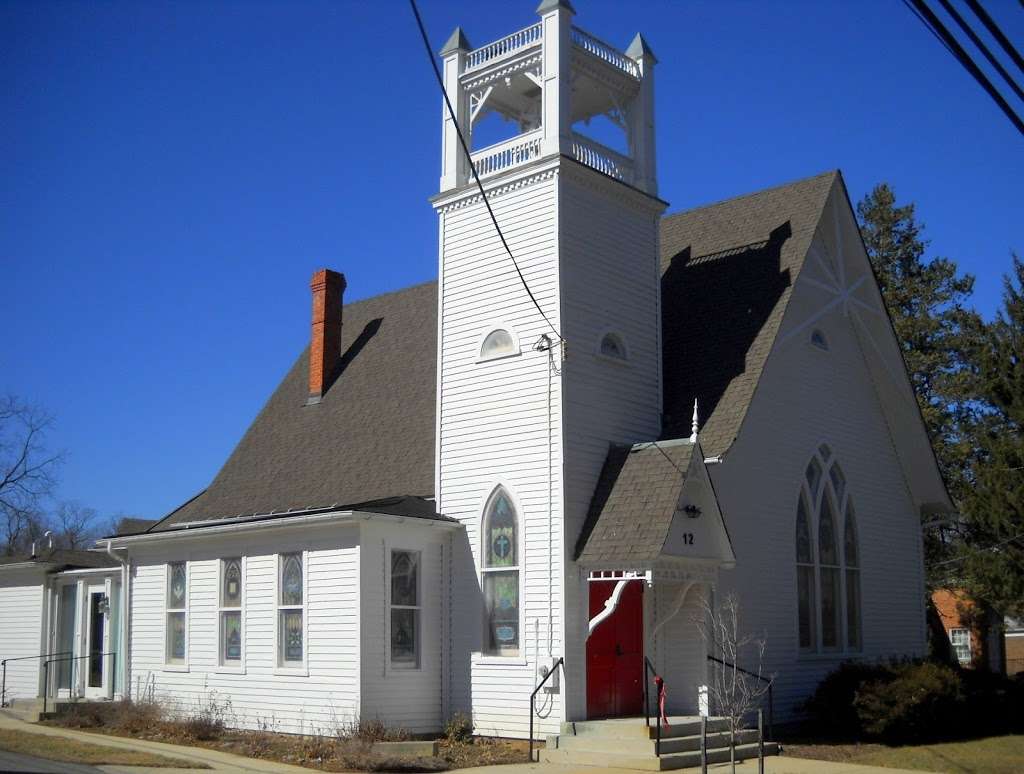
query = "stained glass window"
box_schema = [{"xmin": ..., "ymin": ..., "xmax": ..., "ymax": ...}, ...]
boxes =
[
  {"xmin": 280, "ymin": 554, "xmax": 303, "ymax": 606},
  {"xmin": 480, "ymin": 329, "xmax": 516, "ymax": 359},
  {"xmin": 168, "ymin": 562, "xmax": 186, "ymax": 609},
  {"xmin": 390, "ymin": 550, "xmax": 420, "ymax": 667},
  {"xmin": 482, "ymin": 487, "xmax": 519, "ymax": 655},
  {"xmin": 796, "ymin": 448, "xmax": 863, "ymax": 655},
  {"xmin": 222, "ymin": 559, "xmax": 241, "ymax": 607},
  {"xmin": 278, "ymin": 553, "xmax": 304, "ymax": 666},
  {"xmin": 166, "ymin": 562, "xmax": 187, "ymax": 665},
  {"xmin": 222, "ymin": 611, "xmax": 242, "ymax": 662}
]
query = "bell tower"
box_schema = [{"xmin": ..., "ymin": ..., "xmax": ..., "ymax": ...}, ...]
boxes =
[{"xmin": 433, "ymin": 0, "xmax": 666, "ymax": 731}]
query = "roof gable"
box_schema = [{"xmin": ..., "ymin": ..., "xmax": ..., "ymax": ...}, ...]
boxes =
[{"xmin": 659, "ymin": 171, "xmax": 837, "ymax": 457}]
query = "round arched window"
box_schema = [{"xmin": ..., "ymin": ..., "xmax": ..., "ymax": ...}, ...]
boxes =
[
  {"xmin": 599, "ymin": 332, "xmax": 627, "ymax": 360},
  {"xmin": 479, "ymin": 328, "xmax": 518, "ymax": 360}
]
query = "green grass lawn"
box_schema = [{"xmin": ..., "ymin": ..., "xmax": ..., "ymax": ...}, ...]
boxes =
[
  {"xmin": 785, "ymin": 734, "xmax": 1024, "ymax": 773},
  {"xmin": 0, "ymin": 728, "xmax": 205, "ymax": 768}
]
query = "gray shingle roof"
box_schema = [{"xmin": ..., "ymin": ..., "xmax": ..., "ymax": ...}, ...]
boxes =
[
  {"xmin": 150, "ymin": 281, "xmax": 438, "ymax": 531},
  {"xmin": 575, "ymin": 441, "xmax": 695, "ymax": 565},
  {"xmin": 660, "ymin": 170, "xmax": 837, "ymax": 457},
  {"xmin": 0, "ymin": 548, "xmax": 119, "ymax": 569},
  {"xmin": 145, "ymin": 171, "xmax": 837, "ymax": 541}
]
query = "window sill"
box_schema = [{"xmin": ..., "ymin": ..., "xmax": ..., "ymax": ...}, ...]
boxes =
[
  {"xmin": 595, "ymin": 353, "xmax": 630, "ymax": 366},
  {"xmin": 213, "ymin": 665, "xmax": 246, "ymax": 675},
  {"xmin": 476, "ymin": 351, "xmax": 522, "ymax": 364},
  {"xmin": 797, "ymin": 650, "xmax": 860, "ymax": 661},
  {"xmin": 474, "ymin": 654, "xmax": 528, "ymax": 667},
  {"xmin": 273, "ymin": 666, "xmax": 309, "ymax": 677},
  {"xmin": 162, "ymin": 664, "xmax": 190, "ymax": 673}
]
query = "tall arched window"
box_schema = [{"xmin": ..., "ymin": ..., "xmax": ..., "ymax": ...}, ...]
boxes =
[
  {"xmin": 482, "ymin": 486, "xmax": 520, "ymax": 656},
  {"xmin": 795, "ymin": 445, "xmax": 862, "ymax": 653}
]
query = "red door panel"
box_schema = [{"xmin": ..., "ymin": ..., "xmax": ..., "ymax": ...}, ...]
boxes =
[{"xmin": 587, "ymin": 580, "xmax": 644, "ymax": 718}]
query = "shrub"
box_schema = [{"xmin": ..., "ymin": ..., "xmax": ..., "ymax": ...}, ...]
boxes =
[
  {"xmin": 854, "ymin": 661, "xmax": 962, "ymax": 743},
  {"xmin": 803, "ymin": 660, "xmax": 892, "ymax": 738},
  {"xmin": 444, "ymin": 712, "xmax": 473, "ymax": 743}
]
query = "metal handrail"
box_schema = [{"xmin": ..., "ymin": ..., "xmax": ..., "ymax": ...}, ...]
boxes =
[
  {"xmin": 528, "ymin": 656, "xmax": 563, "ymax": 763},
  {"xmin": 1, "ymin": 651, "xmax": 71, "ymax": 707},
  {"xmin": 42, "ymin": 652, "xmax": 116, "ymax": 715},
  {"xmin": 643, "ymin": 656, "xmax": 664, "ymax": 756},
  {"xmin": 706, "ymin": 654, "xmax": 774, "ymax": 739}
]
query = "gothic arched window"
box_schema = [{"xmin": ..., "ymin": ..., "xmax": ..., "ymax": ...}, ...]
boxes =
[
  {"xmin": 795, "ymin": 446, "xmax": 862, "ymax": 653},
  {"xmin": 482, "ymin": 486, "xmax": 520, "ymax": 656}
]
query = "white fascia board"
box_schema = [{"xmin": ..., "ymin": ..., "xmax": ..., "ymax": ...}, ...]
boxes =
[{"xmin": 104, "ymin": 509, "xmax": 463, "ymax": 548}]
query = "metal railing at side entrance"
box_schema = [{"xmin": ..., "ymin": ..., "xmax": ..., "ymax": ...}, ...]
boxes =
[
  {"xmin": 528, "ymin": 656, "xmax": 564, "ymax": 763},
  {"xmin": 643, "ymin": 655, "xmax": 666, "ymax": 756},
  {"xmin": 41, "ymin": 651, "xmax": 117, "ymax": 715},
  {"xmin": 706, "ymin": 653, "xmax": 774, "ymax": 739},
  {"xmin": 1, "ymin": 651, "xmax": 71, "ymax": 707}
]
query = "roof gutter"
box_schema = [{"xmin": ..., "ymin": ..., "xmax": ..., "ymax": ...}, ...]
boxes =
[{"xmin": 104, "ymin": 508, "xmax": 462, "ymax": 548}]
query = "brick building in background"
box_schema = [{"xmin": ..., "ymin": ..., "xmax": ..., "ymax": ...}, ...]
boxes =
[{"xmin": 932, "ymin": 588, "xmax": 1006, "ymax": 673}]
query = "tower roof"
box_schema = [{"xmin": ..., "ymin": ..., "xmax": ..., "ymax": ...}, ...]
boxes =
[
  {"xmin": 439, "ymin": 27, "xmax": 472, "ymax": 56},
  {"xmin": 625, "ymin": 33, "xmax": 657, "ymax": 63}
]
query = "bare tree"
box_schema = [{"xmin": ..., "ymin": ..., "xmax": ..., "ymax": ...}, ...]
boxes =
[
  {"xmin": 53, "ymin": 501, "xmax": 101, "ymax": 549},
  {"xmin": 694, "ymin": 593, "xmax": 772, "ymax": 774},
  {"xmin": 0, "ymin": 395, "xmax": 64, "ymax": 554}
]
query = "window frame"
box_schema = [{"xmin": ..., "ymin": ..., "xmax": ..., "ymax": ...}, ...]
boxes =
[
  {"xmin": 216, "ymin": 557, "xmax": 245, "ymax": 673},
  {"xmin": 795, "ymin": 444, "xmax": 862, "ymax": 658},
  {"xmin": 950, "ymin": 628, "xmax": 972, "ymax": 666},
  {"xmin": 595, "ymin": 330, "xmax": 630, "ymax": 363},
  {"xmin": 274, "ymin": 550, "xmax": 309, "ymax": 675},
  {"xmin": 164, "ymin": 561, "xmax": 189, "ymax": 671},
  {"xmin": 476, "ymin": 324, "xmax": 521, "ymax": 363},
  {"xmin": 388, "ymin": 549, "xmax": 422, "ymax": 670},
  {"xmin": 479, "ymin": 484, "xmax": 524, "ymax": 661}
]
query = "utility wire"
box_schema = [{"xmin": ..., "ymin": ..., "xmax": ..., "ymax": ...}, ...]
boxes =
[
  {"xmin": 901, "ymin": 0, "xmax": 956, "ymax": 57},
  {"xmin": 408, "ymin": 0, "xmax": 565, "ymax": 345},
  {"xmin": 964, "ymin": 0, "xmax": 1024, "ymax": 76},
  {"xmin": 936, "ymin": 0, "xmax": 1024, "ymax": 102},
  {"xmin": 907, "ymin": 0, "xmax": 1024, "ymax": 136}
]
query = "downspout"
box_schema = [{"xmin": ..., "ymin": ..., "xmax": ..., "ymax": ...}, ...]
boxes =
[{"xmin": 105, "ymin": 541, "xmax": 129, "ymax": 699}]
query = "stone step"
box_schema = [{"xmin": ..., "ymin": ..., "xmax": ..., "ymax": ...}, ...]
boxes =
[
  {"xmin": 540, "ymin": 741, "xmax": 780, "ymax": 770},
  {"xmin": 561, "ymin": 716, "xmax": 731, "ymax": 739},
  {"xmin": 547, "ymin": 728, "xmax": 759, "ymax": 755}
]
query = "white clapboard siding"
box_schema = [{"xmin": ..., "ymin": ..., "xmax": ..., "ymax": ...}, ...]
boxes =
[
  {"xmin": 436, "ymin": 166, "xmax": 565, "ymax": 738},
  {"xmin": 0, "ymin": 570, "xmax": 45, "ymax": 702},
  {"xmin": 651, "ymin": 584, "xmax": 706, "ymax": 716},
  {"xmin": 710, "ymin": 187, "xmax": 928, "ymax": 721},
  {"xmin": 559, "ymin": 167, "xmax": 665, "ymax": 719},
  {"xmin": 359, "ymin": 522, "xmax": 449, "ymax": 734},
  {"xmin": 128, "ymin": 526, "xmax": 360, "ymax": 735}
]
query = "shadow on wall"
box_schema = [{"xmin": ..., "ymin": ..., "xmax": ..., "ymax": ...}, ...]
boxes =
[{"xmin": 660, "ymin": 221, "xmax": 793, "ymax": 439}]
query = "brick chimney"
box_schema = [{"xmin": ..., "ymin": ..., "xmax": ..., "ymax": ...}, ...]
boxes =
[{"xmin": 307, "ymin": 268, "xmax": 346, "ymax": 404}]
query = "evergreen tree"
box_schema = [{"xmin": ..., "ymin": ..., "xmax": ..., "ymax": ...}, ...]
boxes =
[
  {"xmin": 856, "ymin": 185, "xmax": 984, "ymax": 577},
  {"xmin": 961, "ymin": 257, "xmax": 1024, "ymax": 617}
]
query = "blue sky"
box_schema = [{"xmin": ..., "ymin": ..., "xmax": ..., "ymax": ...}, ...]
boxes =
[{"xmin": 2, "ymin": 0, "xmax": 1021, "ymax": 523}]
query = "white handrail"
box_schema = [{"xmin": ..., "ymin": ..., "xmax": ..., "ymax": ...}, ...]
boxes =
[
  {"xmin": 470, "ymin": 131, "xmax": 544, "ymax": 179},
  {"xmin": 466, "ymin": 23, "xmax": 543, "ymax": 71},
  {"xmin": 570, "ymin": 26, "xmax": 640, "ymax": 78}
]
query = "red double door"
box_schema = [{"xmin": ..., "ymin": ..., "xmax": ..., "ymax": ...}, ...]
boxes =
[{"xmin": 586, "ymin": 580, "xmax": 644, "ymax": 719}]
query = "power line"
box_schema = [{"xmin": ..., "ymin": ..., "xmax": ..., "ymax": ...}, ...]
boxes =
[
  {"xmin": 407, "ymin": 0, "xmax": 565, "ymax": 345},
  {"xmin": 936, "ymin": 0, "xmax": 1024, "ymax": 102},
  {"xmin": 901, "ymin": 0, "xmax": 956, "ymax": 57},
  {"xmin": 907, "ymin": 0, "xmax": 1024, "ymax": 136},
  {"xmin": 963, "ymin": 0, "xmax": 1024, "ymax": 76}
]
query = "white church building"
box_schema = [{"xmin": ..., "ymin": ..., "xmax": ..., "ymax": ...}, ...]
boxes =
[{"xmin": 1, "ymin": 0, "xmax": 950, "ymax": 744}]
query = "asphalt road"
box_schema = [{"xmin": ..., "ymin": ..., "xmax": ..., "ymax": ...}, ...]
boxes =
[{"xmin": 0, "ymin": 750, "xmax": 102, "ymax": 774}]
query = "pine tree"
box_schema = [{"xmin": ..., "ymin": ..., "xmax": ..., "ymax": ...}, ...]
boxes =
[
  {"xmin": 961, "ymin": 256, "xmax": 1024, "ymax": 617},
  {"xmin": 856, "ymin": 184, "xmax": 984, "ymax": 577}
]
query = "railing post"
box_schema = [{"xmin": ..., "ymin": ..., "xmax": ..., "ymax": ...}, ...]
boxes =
[
  {"xmin": 768, "ymin": 683, "xmax": 774, "ymax": 740},
  {"xmin": 758, "ymin": 709, "xmax": 765, "ymax": 774},
  {"xmin": 42, "ymin": 661, "xmax": 48, "ymax": 716},
  {"xmin": 1, "ymin": 660, "xmax": 6, "ymax": 708},
  {"xmin": 700, "ymin": 715, "xmax": 707, "ymax": 774}
]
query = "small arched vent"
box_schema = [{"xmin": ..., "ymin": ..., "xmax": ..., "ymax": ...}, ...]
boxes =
[
  {"xmin": 810, "ymin": 329, "xmax": 829, "ymax": 351},
  {"xmin": 598, "ymin": 332, "xmax": 627, "ymax": 360}
]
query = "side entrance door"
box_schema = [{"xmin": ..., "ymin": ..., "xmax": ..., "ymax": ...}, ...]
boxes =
[
  {"xmin": 586, "ymin": 579, "xmax": 644, "ymax": 718},
  {"xmin": 83, "ymin": 584, "xmax": 109, "ymax": 699}
]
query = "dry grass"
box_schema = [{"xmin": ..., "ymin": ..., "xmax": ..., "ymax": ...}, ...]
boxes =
[
  {"xmin": 783, "ymin": 734, "xmax": 1024, "ymax": 773},
  {"xmin": 0, "ymin": 727, "xmax": 203, "ymax": 767},
  {"xmin": 45, "ymin": 699, "xmax": 530, "ymax": 771}
]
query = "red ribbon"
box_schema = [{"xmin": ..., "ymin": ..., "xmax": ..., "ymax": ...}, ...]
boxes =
[{"xmin": 655, "ymin": 675, "xmax": 669, "ymax": 730}]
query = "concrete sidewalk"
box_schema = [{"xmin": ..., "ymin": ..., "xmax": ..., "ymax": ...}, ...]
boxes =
[
  {"xmin": 459, "ymin": 757, "xmax": 935, "ymax": 774},
  {"xmin": 0, "ymin": 711, "xmax": 309, "ymax": 773}
]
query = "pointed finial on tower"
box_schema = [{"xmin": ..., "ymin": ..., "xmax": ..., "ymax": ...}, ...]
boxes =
[
  {"xmin": 536, "ymin": 0, "xmax": 575, "ymax": 15},
  {"xmin": 439, "ymin": 27, "xmax": 472, "ymax": 56},
  {"xmin": 689, "ymin": 399, "xmax": 699, "ymax": 443},
  {"xmin": 626, "ymin": 33, "xmax": 658, "ymax": 64}
]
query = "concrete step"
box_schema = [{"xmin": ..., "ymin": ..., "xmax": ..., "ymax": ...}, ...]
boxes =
[
  {"xmin": 561, "ymin": 716, "xmax": 731, "ymax": 739},
  {"xmin": 0, "ymin": 698, "xmax": 43, "ymax": 723},
  {"xmin": 547, "ymin": 728, "xmax": 759, "ymax": 755},
  {"xmin": 540, "ymin": 741, "xmax": 780, "ymax": 771}
]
